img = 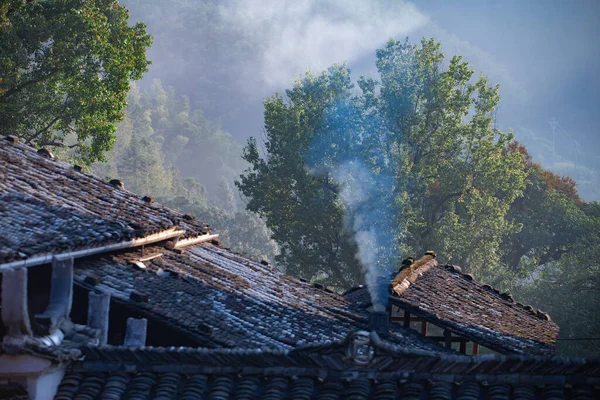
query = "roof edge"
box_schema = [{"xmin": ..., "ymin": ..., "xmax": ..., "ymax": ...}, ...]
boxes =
[
  {"xmin": 173, "ymin": 233, "xmax": 220, "ymax": 249},
  {"xmin": 389, "ymin": 296, "xmax": 556, "ymax": 356},
  {"xmin": 1, "ymin": 228, "xmax": 185, "ymax": 270}
]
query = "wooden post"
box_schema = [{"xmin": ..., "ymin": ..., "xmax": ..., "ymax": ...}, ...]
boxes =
[
  {"xmin": 403, "ymin": 310, "xmax": 410, "ymax": 327},
  {"xmin": 35, "ymin": 255, "xmax": 74, "ymax": 332},
  {"xmin": 472, "ymin": 342, "xmax": 479, "ymax": 355},
  {"xmin": 420, "ymin": 320, "xmax": 428, "ymax": 336},
  {"xmin": 459, "ymin": 339, "xmax": 467, "ymax": 354},
  {"xmin": 124, "ymin": 318, "xmax": 147, "ymax": 347},
  {"xmin": 443, "ymin": 329, "xmax": 452, "ymax": 349}
]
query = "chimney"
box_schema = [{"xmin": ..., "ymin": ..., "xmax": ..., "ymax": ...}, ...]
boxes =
[
  {"xmin": 124, "ymin": 317, "xmax": 147, "ymax": 347},
  {"xmin": 368, "ymin": 310, "xmax": 389, "ymax": 338}
]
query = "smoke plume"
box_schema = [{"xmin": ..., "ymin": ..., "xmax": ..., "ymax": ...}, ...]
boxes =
[
  {"xmin": 220, "ymin": 0, "xmax": 428, "ymax": 88},
  {"xmin": 331, "ymin": 161, "xmax": 396, "ymax": 310}
]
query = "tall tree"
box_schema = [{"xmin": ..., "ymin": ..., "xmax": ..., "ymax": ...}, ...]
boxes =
[
  {"xmin": 0, "ymin": 0, "xmax": 151, "ymax": 163},
  {"xmin": 237, "ymin": 39, "xmax": 527, "ymax": 288},
  {"xmin": 237, "ymin": 66, "xmax": 363, "ymax": 287},
  {"xmin": 376, "ymin": 39, "xmax": 527, "ymax": 280}
]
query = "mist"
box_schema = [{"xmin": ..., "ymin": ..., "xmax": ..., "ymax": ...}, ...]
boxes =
[{"xmin": 122, "ymin": 0, "xmax": 599, "ymax": 201}]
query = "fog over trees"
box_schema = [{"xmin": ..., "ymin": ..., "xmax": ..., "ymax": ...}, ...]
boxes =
[{"xmin": 1, "ymin": 0, "xmax": 598, "ymax": 356}]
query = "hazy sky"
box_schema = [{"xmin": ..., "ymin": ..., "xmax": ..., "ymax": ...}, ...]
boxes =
[
  {"xmin": 222, "ymin": 0, "xmax": 599, "ymax": 152},
  {"xmin": 129, "ymin": 0, "xmax": 600, "ymax": 199},
  {"xmin": 412, "ymin": 0, "xmax": 600, "ymax": 199},
  {"xmin": 414, "ymin": 0, "xmax": 599, "ymax": 149}
]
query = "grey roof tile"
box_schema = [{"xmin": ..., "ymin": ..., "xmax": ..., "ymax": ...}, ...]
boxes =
[
  {"xmin": 0, "ymin": 139, "xmax": 208, "ymax": 264},
  {"xmin": 74, "ymin": 244, "xmax": 445, "ymax": 352}
]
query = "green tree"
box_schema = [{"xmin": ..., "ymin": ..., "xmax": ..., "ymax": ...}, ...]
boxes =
[
  {"xmin": 216, "ymin": 176, "xmax": 237, "ymax": 213},
  {"xmin": 512, "ymin": 203, "xmax": 600, "ymax": 357},
  {"xmin": 500, "ymin": 142, "xmax": 589, "ymax": 280},
  {"xmin": 0, "ymin": 0, "xmax": 151, "ymax": 163},
  {"xmin": 237, "ymin": 39, "xmax": 528, "ymax": 288},
  {"xmin": 237, "ymin": 65, "xmax": 363, "ymax": 287},
  {"xmin": 375, "ymin": 39, "xmax": 526, "ymax": 279},
  {"xmin": 221, "ymin": 210, "xmax": 279, "ymax": 263}
]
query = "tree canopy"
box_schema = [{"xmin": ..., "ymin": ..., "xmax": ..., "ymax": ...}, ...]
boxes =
[
  {"xmin": 0, "ymin": 0, "xmax": 152, "ymax": 163},
  {"xmin": 238, "ymin": 39, "xmax": 527, "ymax": 286}
]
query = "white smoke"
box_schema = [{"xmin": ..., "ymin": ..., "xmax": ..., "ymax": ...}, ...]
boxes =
[
  {"xmin": 220, "ymin": 0, "xmax": 428, "ymax": 87},
  {"xmin": 333, "ymin": 161, "xmax": 390, "ymax": 309}
]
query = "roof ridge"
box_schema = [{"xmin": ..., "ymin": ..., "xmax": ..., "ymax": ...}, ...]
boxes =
[
  {"xmin": 391, "ymin": 255, "xmax": 438, "ymax": 296},
  {"xmin": 76, "ymin": 332, "xmax": 600, "ymax": 375}
]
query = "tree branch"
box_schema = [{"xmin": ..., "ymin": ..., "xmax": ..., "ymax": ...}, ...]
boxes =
[
  {"xmin": 26, "ymin": 114, "xmax": 61, "ymax": 144},
  {"xmin": 0, "ymin": 70, "xmax": 59, "ymax": 102},
  {"xmin": 38, "ymin": 141, "xmax": 65, "ymax": 147}
]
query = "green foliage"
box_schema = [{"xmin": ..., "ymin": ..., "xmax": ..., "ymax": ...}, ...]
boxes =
[
  {"xmin": 238, "ymin": 65, "xmax": 363, "ymax": 286},
  {"xmin": 499, "ymin": 143, "xmax": 590, "ymax": 281},
  {"xmin": 94, "ymin": 83, "xmax": 278, "ymax": 263},
  {"xmin": 376, "ymin": 39, "xmax": 527, "ymax": 278},
  {"xmin": 238, "ymin": 39, "xmax": 527, "ymax": 287},
  {"xmin": 217, "ymin": 176, "xmax": 237, "ymax": 213},
  {"xmin": 512, "ymin": 204, "xmax": 600, "ymax": 356},
  {"xmin": 0, "ymin": 0, "xmax": 152, "ymax": 163}
]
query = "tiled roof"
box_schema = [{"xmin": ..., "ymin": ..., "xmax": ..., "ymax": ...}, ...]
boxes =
[
  {"xmin": 344, "ymin": 264, "xmax": 559, "ymax": 356},
  {"xmin": 54, "ymin": 332, "xmax": 600, "ymax": 400},
  {"xmin": 74, "ymin": 243, "xmax": 446, "ymax": 352},
  {"xmin": 0, "ymin": 138, "xmax": 209, "ymax": 265}
]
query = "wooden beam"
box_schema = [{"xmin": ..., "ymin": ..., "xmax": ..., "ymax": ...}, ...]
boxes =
[
  {"xmin": 420, "ymin": 320, "xmax": 428, "ymax": 336},
  {"xmin": 1, "ymin": 228, "xmax": 185, "ymax": 271},
  {"xmin": 423, "ymin": 336, "xmax": 470, "ymax": 342},
  {"xmin": 391, "ymin": 316, "xmax": 423, "ymax": 322},
  {"xmin": 472, "ymin": 342, "xmax": 479, "ymax": 355},
  {"xmin": 459, "ymin": 339, "xmax": 467, "ymax": 354},
  {"xmin": 138, "ymin": 253, "xmax": 163, "ymax": 262},
  {"xmin": 403, "ymin": 311, "xmax": 410, "ymax": 327}
]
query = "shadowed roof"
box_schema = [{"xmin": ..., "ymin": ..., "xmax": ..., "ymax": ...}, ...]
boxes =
[
  {"xmin": 344, "ymin": 262, "xmax": 559, "ymax": 356},
  {"xmin": 0, "ymin": 138, "xmax": 209, "ymax": 265},
  {"xmin": 74, "ymin": 243, "xmax": 446, "ymax": 352}
]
